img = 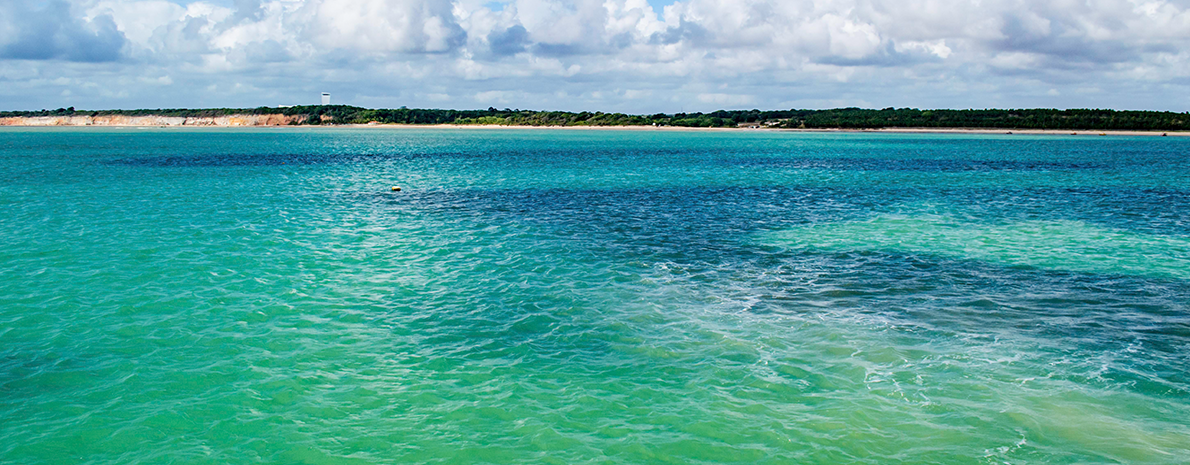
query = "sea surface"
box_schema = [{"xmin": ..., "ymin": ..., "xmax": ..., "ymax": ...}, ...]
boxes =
[{"xmin": 1, "ymin": 127, "xmax": 1188, "ymax": 464}]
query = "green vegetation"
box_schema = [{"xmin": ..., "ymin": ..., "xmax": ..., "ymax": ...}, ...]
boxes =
[
  {"xmin": 782, "ymin": 108, "xmax": 1190, "ymax": 130},
  {"xmin": 3, "ymin": 106, "xmax": 1188, "ymax": 130}
]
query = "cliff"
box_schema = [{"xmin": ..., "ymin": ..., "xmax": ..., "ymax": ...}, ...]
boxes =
[{"xmin": 0, "ymin": 114, "xmax": 303, "ymax": 127}]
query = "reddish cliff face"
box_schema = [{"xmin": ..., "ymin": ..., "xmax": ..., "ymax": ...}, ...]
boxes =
[{"xmin": 0, "ymin": 114, "xmax": 304, "ymax": 126}]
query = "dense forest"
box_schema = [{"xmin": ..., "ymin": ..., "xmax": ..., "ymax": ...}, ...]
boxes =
[{"xmin": 4, "ymin": 106, "xmax": 1188, "ymax": 130}]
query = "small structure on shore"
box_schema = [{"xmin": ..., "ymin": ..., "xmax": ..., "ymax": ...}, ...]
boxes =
[{"xmin": 321, "ymin": 93, "xmax": 331, "ymax": 105}]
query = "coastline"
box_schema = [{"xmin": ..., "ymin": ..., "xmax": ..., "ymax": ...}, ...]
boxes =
[
  {"xmin": 442, "ymin": 125, "xmax": 1190, "ymax": 136},
  {"xmin": 1, "ymin": 118, "xmax": 1186, "ymax": 136},
  {"xmin": 857, "ymin": 127, "xmax": 1189, "ymax": 137}
]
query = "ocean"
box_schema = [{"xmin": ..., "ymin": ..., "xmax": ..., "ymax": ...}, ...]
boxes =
[{"xmin": 1, "ymin": 127, "xmax": 1188, "ymax": 464}]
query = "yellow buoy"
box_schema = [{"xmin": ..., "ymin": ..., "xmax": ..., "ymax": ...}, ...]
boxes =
[{"xmin": 391, "ymin": 186, "xmax": 401, "ymax": 192}]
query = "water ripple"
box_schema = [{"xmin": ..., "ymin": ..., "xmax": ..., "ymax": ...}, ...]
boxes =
[{"xmin": 1, "ymin": 128, "xmax": 1188, "ymax": 464}]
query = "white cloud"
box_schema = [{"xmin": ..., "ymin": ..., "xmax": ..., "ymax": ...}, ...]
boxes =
[
  {"xmin": 3, "ymin": 0, "xmax": 1190, "ymax": 111},
  {"xmin": 697, "ymin": 92, "xmax": 755, "ymax": 106},
  {"xmin": 896, "ymin": 40, "xmax": 952, "ymax": 59}
]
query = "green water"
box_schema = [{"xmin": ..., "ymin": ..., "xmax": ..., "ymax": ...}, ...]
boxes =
[{"xmin": 1, "ymin": 128, "xmax": 1188, "ymax": 464}]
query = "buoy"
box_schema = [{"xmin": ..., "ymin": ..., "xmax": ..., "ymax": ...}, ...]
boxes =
[{"xmin": 391, "ymin": 186, "xmax": 401, "ymax": 192}]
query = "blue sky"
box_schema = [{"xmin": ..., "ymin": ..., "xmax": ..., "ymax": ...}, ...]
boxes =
[
  {"xmin": 647, "ymin": 0, "xmax": 676, "ymax": 11},
  {"xmin": 483, "ymin": 1, "xmax": 676, "ymax": 14},
  {"xmin": 2, "ymin": 0, "xmax": 1189, "ymax": 112}
]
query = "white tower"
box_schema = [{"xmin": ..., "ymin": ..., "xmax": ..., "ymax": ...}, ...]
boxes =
[{"xmin": 321, "ymin": 93, "xmax": 331, "ymax": 105}]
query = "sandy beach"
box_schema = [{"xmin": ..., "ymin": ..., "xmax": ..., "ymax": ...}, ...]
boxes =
[
  {"xmin": 324, "ymin": 124, "xmax": 1190, "ymax": 136},
  {"xmin": 3, "ymin": 117, "xmax": 1186, "ymax": 136},
  {"xmin": 347, "ymin": 124, "xmax": 1190, "ymax": 137},
  {"xmin": 855, "ymin": 127, "xmax": 1190, "ymax": 137}
]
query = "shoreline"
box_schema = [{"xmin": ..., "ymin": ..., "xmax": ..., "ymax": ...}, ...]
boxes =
[
  {"xmin": 2, "ymin": 122, "xmax": 1185, "ymax": 137},
  {"xmin": 352, "ymin": 124, "xmax": 1190, "ymax": 136}
]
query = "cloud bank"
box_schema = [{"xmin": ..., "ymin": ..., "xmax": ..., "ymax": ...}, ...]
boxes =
[{"xmin": 2, "ymin": 0, "xmax": 1189, "ymax": 111}]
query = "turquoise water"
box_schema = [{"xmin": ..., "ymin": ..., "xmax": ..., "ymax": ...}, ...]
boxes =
[{"xmin": 1, "ymin": 128, "xmax": 1188, "ymax": 464}]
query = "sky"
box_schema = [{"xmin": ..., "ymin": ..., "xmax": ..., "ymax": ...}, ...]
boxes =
[{"xmin": 2, "ymin": 0, "xmax": 1190, "ymax": 112}]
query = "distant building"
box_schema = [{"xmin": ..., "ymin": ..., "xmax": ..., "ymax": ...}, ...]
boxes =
[{"xmin": 321, "ymin": 93, "xmax": 331, "ymax": 105}]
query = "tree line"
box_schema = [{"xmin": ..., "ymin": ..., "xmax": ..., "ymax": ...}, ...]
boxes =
[{"xmin": 4, "ymin": 106, "xmax": 1188, "ymax": 130}]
